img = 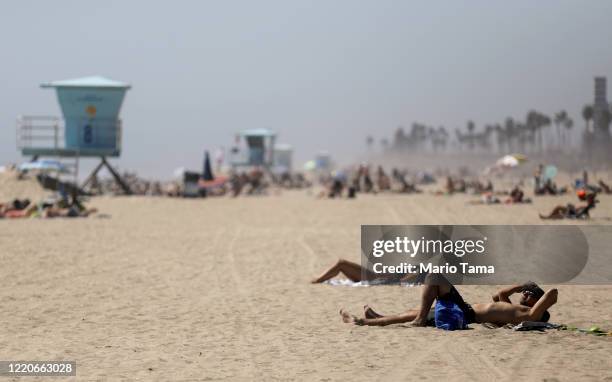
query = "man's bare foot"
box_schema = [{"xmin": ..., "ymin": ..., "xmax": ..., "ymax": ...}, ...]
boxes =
[
  {"xmin": 363, "ymin": 305, "xmax": 383, "ymax": 319},
  {"xmin": 339, "ymin": 309, "xmax": 364, "ymax": 325},
  {"xmin": 410, "ymin": 317, "xmax": 428, "ymax": 327}
]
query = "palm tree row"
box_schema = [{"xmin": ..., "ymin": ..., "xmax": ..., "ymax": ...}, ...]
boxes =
[{"xmin": 370, "ymin": 110, "xmax": 580, "ymax": 154}]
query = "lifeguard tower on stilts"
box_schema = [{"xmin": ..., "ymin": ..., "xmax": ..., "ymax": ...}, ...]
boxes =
[
  {"xmin": 230, "ymin": 128, "xmax": 277, "ymax": 170},
  {"xmin": 17, "ymin": 76, "xmax": 132, "ymax": 194}
]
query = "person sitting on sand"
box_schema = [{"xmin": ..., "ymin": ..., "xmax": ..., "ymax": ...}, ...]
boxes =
[
  {"xmin": 598, "ymin": 180, "xmax": 612, "ymax": 194},
  {"xmin": 340, "ymin": 274, "xmax": 557, "ymax": 327},
  {"xmin": 505, "ymin": 186, "xmax": 531, "ymax": 204},
  {"xmin": 445, "ymin": 176, "xmax": 455, "ymax": 194},
  {"xmin": 539, "ymin": 189, "xmax": 598, "ymax": 220},
  {"xmin": 376, "ymin": 166, "xmax": 391, "ymax": 191},
  {"xmin": 535, "ymin": 178, "xmax": 567, "ymax": 196},
  {"xmin": 361, "ymin": 166, "xmax": 374, "ymax": 193}
]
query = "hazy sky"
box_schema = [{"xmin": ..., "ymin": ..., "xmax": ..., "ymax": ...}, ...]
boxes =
[{"xmin": 1, "ymin": 0, "xmax": 611, "ymax": 178}]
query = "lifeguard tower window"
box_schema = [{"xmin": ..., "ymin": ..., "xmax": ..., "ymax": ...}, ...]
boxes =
[{"xmin": 246, "ymin": 136, "xmax": 265, "ymax": 165}]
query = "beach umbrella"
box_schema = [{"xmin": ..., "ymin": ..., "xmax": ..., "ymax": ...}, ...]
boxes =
[
  {"xmin": 543, "ymin": 165, "xmax": 558, "ymax": 180},
  {"xmin": 19, "ymin": 159, "xmax": 69, "ymax": 173},
  {"xmin": 202, "ymin": 151, "xmax": 214, "ymax": 181},
  {"xmin": 495, "ymin": 154, "xmax": 528, "ymax": 168}
]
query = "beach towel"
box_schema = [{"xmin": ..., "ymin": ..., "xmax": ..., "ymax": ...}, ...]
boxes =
[
  {"xmin": 323, "ymin": 279, "xmax": 417, "ymax": 287},
  {"xmin": 482, "ymin": 321, "xmax": 611, "ymax": 336},
  {"xmin": 512, "ymin": 321, "xmax": 563, "ymax": 332}
]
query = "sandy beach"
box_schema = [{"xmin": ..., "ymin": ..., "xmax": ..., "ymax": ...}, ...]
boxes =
[{"xmin": 1, "ymin": 184, "xmax": 611, "ymax": 381}]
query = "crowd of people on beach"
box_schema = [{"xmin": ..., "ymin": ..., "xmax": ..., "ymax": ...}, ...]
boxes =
[
  {"xmin": 2, "ymin": 158, "xmax": 609, "ymax": 223},
  {"xmin": 311, "ymin": 161, "xmax": 609, "ymax": 222},
  {"xmin": 319, "ymin": 164, "xmax": 425, "ymax": 198}
]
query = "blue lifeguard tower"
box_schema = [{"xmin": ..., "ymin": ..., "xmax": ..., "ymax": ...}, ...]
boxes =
[
  {"xmin": 17, "ymin": 76, "xmax": 132, "ymax": 194},
  {"xmin": 230, "ymin": 128, "xmax": 277, "ymax": 169},
  {"xmin": 273, "ymin": 143, "xmax": 293, "ymax": 173}
]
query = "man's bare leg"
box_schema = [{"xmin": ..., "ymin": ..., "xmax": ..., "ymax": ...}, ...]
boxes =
[
  {"xmin": 340, "ymin": 308, "xmax": 417, "ymax": 326},
  {"xmin": 364, "ymin": 305, "xmax": 420, "ymax": 320},
  {"xmin": 411, "ymin": 274, "xmax": 453, "ymax": 326},
  {"xmin": 339, "ymin": 275, "xmax": 454, "ymax": 326},
  {"xmin": 312, "ymin": 259, "xmax": 365, "ymax": 283},
  {"xmin": 364, "ymin": 305, "xmax": 383, "ymax": 319}
]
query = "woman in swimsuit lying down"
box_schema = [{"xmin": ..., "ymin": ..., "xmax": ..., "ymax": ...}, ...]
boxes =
[{"xmin": 311, "ymin": 258, "xmax": 421, "ymax": 284}]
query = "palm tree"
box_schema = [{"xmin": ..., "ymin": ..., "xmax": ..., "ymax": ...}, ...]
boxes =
[
  {"xmin": 494, "ymin": 124, "xmax": 505, "ymax": 153},
  {"xmin": 504, "ymin": 117, "xmax": 516, "ymax": 153},
  {"xmin": 554, "ymin": 110, "xmax": 568, "ymax": 148},
  {"xmin": 582, "ymin": 105, "xmax": 594, "ymax": 133},
  {"xmin": 393, "ymin": 126, "xmax": 406, "ymax": 149},
  {"xmin": 527, "ymin": 111, "xmax": 541, "ymax": 152},
  {"xmin": 563, "ymin": 116, "xmax": 574, "ymax": 148},
  {"xmin": 466, "ymin": 120, "xmax": 476, "ymax": 150},
  {"xmin": 437, "ymin": 126, "xmax": 448, "ymax": 151}
]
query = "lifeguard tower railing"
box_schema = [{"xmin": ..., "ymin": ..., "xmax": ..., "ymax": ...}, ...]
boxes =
[{"xmin": 17, "ymin": 115, "xmax": 122, "ymax": 157}]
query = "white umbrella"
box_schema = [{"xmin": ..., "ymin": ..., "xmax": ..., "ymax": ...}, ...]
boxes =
[
  {"xmin": 19, "ymin": 160, "xmax": 69, "ymax": 173},
  {"xmin": 495, "ymin": 154, "xmax": 528, "ymax": 168}
]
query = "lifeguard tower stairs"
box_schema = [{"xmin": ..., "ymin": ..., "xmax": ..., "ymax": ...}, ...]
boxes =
[{"xmin": 16, "ymin": 76, "xmax": 132, "ymax": 194}]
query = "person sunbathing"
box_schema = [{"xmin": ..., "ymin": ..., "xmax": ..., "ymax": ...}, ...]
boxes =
[
  {"xmin": 312, "ymin": 259, "xmax": 375, "ymax": 283},
  {"xmin": 43, "ymin": 205, "xmax": 98, "ymax": 218},
  {"xmin": 0, "ymin": 203, "xmax": 38, "ymax": 218},
  {"xmin": 340, "ymin": 274, "xmax": 557, "ymax": 327},
  {"xmin": 539, "ymin": 190, "xmax": 598, "ymax": 219},
  {"xmin": 311, "ymin": 259, "xmax": 419, "ymax": 284},
  {"xmin": 505, "ymin": 186, "xmax": 531, "ymax": 204},
  {"xmin": 467, "ymin": 192, "xmax": 500, "ymax": 205},
  {"xmin": 0, "ymin": 198, "xmax": 31, "ymax": 214}
]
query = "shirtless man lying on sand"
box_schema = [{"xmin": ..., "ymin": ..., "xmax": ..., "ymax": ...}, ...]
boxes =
[{"xmin": 340, "ymin": 274, "xmax": 557, "ymax": 327}]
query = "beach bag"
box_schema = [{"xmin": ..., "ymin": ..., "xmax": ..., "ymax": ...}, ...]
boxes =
[{"xmin": 434, "ymin": 300, "xmax": 468, "ymax": 331}]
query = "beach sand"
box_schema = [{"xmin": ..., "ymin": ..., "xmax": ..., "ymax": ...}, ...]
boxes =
[{"xmin": 1, "ymin": 184, "xmax": 611, "ymax": 381}]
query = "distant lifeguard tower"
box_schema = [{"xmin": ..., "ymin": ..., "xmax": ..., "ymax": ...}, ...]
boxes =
[
  {"xmin": 16, "ymin": 76, "xmax": 132, "ymax": 194},
  {"xmin": 315, "ymin": 151, "xmax": 332, "ymax": 171},
  {"xmin": 273, "ymin": 143, "xmax": 293, "ymax": 173},
  {"xmin": 230, "ymin": 128, "xmax": 276, "ymax": 169}
]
